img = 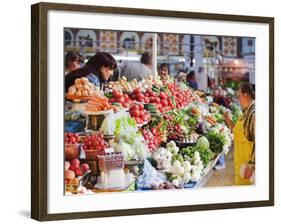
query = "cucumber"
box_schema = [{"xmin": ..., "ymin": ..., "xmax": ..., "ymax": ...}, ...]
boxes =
[
  {"xmin": 152, "ymin": 85, "xmax": 160, "ymax": 93},
  {"xmin": 144, "ymin": 103, "xmax": 156, "ymax": 110}
]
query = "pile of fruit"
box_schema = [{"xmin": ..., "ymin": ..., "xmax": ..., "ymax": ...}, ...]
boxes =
[
  {"xmin": 64, "ymin": 132, "xmax": 80, "ymax": 160},
  {"xmin": 107, "ymin": 76, "xmax": 140, "ymax": 92},
  {"xmin": 83, "ymin": 133, "xmax": 109, "ymax": 159},
  {"xmin": 66, "ymin": 77, "xmax": 100, "ymax": 97},
  {"xmin": 66, "ymin": 158, "xmax": 90, "ymax": 177},
  {"xmin": 64, "ymin": 158, "xmax": 90, "ymax": 186},
  {"xmin": 83, "ymin": 133, "xmax": 109, "ymax": 151},
  {"xmin": 167, "ymin": 83, "xmax": 193, "ymax": 108},
  {"xmin": 65, "ymin": 132, "xmax": 80, "ymax": 144},
  {"xmin": 129, "ymin": 104, "xmax": 150, "ymax": 124},
  {"xmin": 108, "ymin": 89, "xmax": 132, "ymax": 109},
  {"xmin": 129, "ymin": 88, "xmax": 148, "ymax": 103}
]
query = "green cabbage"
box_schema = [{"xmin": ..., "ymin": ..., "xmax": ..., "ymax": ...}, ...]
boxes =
[{"xmin": 197, "ymin": 136, "xmax": 209, "ymax": 150}]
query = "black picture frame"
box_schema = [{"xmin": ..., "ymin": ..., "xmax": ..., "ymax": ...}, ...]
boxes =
[{"xmin": 31, "ymin": 2, "xmax": 274, "ymax": 221}]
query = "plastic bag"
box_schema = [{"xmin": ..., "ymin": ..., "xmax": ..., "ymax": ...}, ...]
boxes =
[
  {"xmin": 137, "ymin": 159, "xmax": 166, "ymax": 189},
  {"xmin": 99, "ymin": 112, "xmax": 116, "ymax": 135}
]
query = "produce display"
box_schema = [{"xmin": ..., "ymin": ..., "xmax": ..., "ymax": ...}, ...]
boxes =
[
  {"xmin": 64, "ymin": 76, "xmax": 236, "ymax": 194},
  {"xmin": 85, "ymin": 95, "xmax": 112, "ymax": 112},
  {"xmin": 83, "ymin": 133, "xmax": 109, "ymax": 159},
  {"xmin": 129, "ymin": 104, "xmax": 150, "ymax": 124},
  {"xmin": 66, "ymin": 77, "xmax": 100, "ymax": 98}
]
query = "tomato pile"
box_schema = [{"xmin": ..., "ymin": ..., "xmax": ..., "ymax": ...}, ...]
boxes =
[
  {"xmin": 83, "ymin": 133, "xmax": 109, "ymax": 152},
  {"xmin": 109, "ymin": 89, "xmax": 132, "ymax": 108},
  {"xmin": 167, "ymin": 83, "xmax": 193, "ymax": 109},
  {"xmin": 130, "ymin": 88, "xmax": 149, "ymax": 103},
  {"xmin": 65, "ymin": 132, "xmax": 80, "ymax": 144},
  {"xmin": 129, "ymin": 104, "xmax": 150, "ymax": 124}
]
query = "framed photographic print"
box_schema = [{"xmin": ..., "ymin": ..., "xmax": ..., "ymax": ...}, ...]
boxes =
[{"xmin": 31, "ymin": 2, "xmax": 274, "ymax": 221}]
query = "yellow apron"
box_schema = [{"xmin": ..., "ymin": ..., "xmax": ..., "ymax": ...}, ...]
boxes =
[{"xmin": 233, "ymin": 118, "xmax": 254, "ymax": 185}]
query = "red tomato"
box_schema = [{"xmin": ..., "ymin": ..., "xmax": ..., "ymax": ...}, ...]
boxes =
[
  {"xmin": 141, "ymin": 114, "xmax": 149, "ymax": 121},
  {"xmin": 133, "ymin": 88, "xmax": 142, "ymax": 95},
  {"xmin": 144, "ymin": 97, "xmax": 150, "ymax": 103},
  {"xmin": 154, "ymin": 97, "xmax": 161, "ymax": 104},
  {"xmin": 112, "ymin": 90, "xmax": 123, "ymax": 99},
  {"xmin": 161, "ymin": 100, "xmax": 168, "ymax": 107},
  {"xmin": 139, "ymin": 110, "xmax": 145, "ymax": 117},
  {"xmin": 135, "ymin": 117, "xmax": 143, "ymax": 124},
  {"xmin": 130, "ymin": 110, "xmax": 140, "ymax": 117},
  {"xmin": 116, "ymin": 97, "xmax": 125, "ymax": 104},
  {"xmin": 131, "ymin": 104, "xmax": 139, "ymax": 111},
  {"xmin": 136, "ymin": 93, "xmax": 144, "ymax": 100},
  {"xmin": 159, "ymin": 92, "xmax": 167, "ymax": 99},
  {"xmin": 138, "ymin": 104, "xmax": 144, "ymax": 110}
]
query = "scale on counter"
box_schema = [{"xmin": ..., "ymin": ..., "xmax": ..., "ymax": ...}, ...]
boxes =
[{"xmin": 84, "ymin": 109, "xmax": 114, "ymax": 131}]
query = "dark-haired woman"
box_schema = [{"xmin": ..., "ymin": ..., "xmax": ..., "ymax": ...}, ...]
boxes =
[
  {"xmin": 224, "ymin": 83, "xmax": 255, "ymax": 185},
  {"xmin": 65, "ymin": 51, "xmax": 84, "ymax": 75},
  {"xmin": 65, "ymin": 52, "xmax": 117, "ymax": 92}
]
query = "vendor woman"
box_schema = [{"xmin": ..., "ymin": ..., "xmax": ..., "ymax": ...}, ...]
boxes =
[
  {"xmin": 224, "ymin": 83, "xmax": 255, "ymax": 185},
  {"xmin": 65, "ymin": 52, "xmax": 117, "ymax": 92}
]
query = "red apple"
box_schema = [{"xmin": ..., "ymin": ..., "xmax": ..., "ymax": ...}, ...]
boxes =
[
  {"xmin": 80, "ymin": 163, "xmax": 90, "ymax": 173},
  {"xmin": 71, "ymin": 158, "xmax": 80, "ymax": 167}
]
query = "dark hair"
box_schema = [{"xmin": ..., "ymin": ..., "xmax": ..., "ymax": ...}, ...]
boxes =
[
  {"xmin": 186, "ymin": 71, "xmax": 195, "ymax": 80},
  {"xmin": 86, "ymin": 52, "xmax": 117, "ymax": 71},
  {"xmin": 140, "ymin": 52, "xmax": 152, "ymax": 65},
  {"xmin": 159, "ymin": 63, "xmax": 169, "ymax": 73},
  {"xmin": 65, "ymin": 51, "xmax": 83, "ymax": 67},
  {"xmin": 188, "ymin": 71, "xmax": 195, "ymax": 77},
  {"xmin": 160, "ymin": 63, "xmax": 169, "ymax": 70},
  {"xmin": 240, "ymin": 82, "xmax": 255, "ymax": 99}
]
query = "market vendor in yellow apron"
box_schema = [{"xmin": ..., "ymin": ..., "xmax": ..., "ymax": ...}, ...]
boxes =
[{"xmin": 224, "ymin": 83, "xmax": 255, "ymax": 185}]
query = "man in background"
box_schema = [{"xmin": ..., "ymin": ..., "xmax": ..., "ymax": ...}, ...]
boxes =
[{"xmin": 121, "ymin": 52, "xmax": 153, "ymax": 81}]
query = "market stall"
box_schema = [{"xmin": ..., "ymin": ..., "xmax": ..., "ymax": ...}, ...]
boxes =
[{"xmin": 64, "ymin": 75, "xmax": 240, "ymax": 195}]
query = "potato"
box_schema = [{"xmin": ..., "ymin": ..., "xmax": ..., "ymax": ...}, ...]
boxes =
[
  {"xmin": 83, "ymin": 85, "xmax": 90, "ymax": 91},
  {"xmin": 68, "ymin": 86, "xmax": 76, "ymax": 95},
  {"xmin": 75, "ymin": 83, "xmax": 83, "ymax": 89},
  {"xmin": 75, "ymin": 78, "xmax": 81, "ymax": 85},
  {"xmin": 82, "ymin": 90, "xmax": 88, "ymax": 96},
  {"xmin": 81, "ymin": 77, "xmax": 89, "ymax": 85}
]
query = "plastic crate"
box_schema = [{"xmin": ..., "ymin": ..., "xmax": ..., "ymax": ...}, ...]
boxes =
[{"xmin": 98, "ymin": 153, "xmax": 124, "ymax": 171}]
